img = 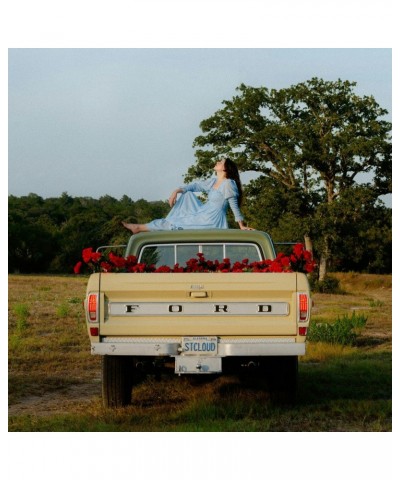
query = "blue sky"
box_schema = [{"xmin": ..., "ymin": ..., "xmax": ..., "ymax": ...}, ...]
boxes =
[{"xmin": 8, "ymin": 48, "xmax": 392, "ymax": 204}]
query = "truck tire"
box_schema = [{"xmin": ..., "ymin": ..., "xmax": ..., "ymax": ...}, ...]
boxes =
[
  {"xmin": 102, "ymin": 356, "xmax": 132, "ymax": 408},
  {"xmin": 267, "ymin": 356, "xmax": 298, "ymax": 404}
]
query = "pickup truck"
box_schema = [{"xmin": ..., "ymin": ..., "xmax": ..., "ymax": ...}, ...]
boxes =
[{"xmin": 84, "ymin": 229, "xmax": 312, "ymax": 406}]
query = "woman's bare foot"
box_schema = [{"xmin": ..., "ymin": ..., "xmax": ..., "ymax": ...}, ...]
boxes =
[{"xmin": 122, "ymin": 222, "xmax": 144, "ymax": 234}]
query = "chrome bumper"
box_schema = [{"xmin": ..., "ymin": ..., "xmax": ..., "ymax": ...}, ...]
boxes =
[{"xmin": 91, "ymin": 337, "xmax": 306, "ymax": 356}]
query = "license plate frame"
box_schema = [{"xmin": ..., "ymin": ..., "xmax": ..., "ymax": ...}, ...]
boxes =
[{"xmin": 181, "ymin": 336, "xmax": 218, "ymax": 356}]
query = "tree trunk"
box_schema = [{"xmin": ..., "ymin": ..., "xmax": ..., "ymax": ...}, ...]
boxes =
[
  {"xmin": 318, "ymin": 236, "xmax": 331, "ymax": 281},
  {"xmin": 304, "ymin": 234, "xmax": 313, "ymax": 256},
  {"xmin": 319, "ymin": 255, "xmax": 327, "ymax": 281}
]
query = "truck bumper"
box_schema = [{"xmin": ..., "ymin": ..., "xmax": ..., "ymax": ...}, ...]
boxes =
[{"xmin": 90, "ymin": 337, "xmax": 306, "ymax": 356}]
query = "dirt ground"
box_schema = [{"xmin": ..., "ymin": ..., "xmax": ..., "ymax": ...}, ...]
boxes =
[{"xmin": 8, "ymin": 379, "xmax": 102, "ymax": 417}]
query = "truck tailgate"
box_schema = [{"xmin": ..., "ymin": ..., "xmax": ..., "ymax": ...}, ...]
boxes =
[{"xmin": 88, "ymin": 273, "xmax": 301, "ymax": 336}]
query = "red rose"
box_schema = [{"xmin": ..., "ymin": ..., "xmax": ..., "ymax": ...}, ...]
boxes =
[
  {"xmin": 293, "ymin": 243, "xmax": 304, "ymax": 258},
  {"xmin": 280, "ymin": 256, "xmax": 291, "ymax": 267},
  {"xmin": 270, "ymin": 261, "xmax": 283, "ymax": 272},
  {"xmin": 100, "ymin": 261, "xmax": 113, "ymax": 272},
  {"xmin": 82, "ymin": 247, "xmax": 94, "ymax": 263},
  {"xmin": 155, "ymin": 265, "xmax": 172, "ymax": 273},
  {"xmin": 125, "ymin": 255, "xmax": 138, "ymax": 266},
  {"xmin": 108, "ymin": 252, "xmax": 126, "ymax": 268},
  {"xmin": 173, "ymin": 264, "xmax": 184, "ymax": 273},
  {"xmin": 305, "ymin": 260, "xmax": 317, "ymax": 273},
  {"xmin": 91, "ymin": 251, "xmax": 102, "ymax": 263},
  {"xmin": 73, "ymin": 261, "xmax": 82, "ymax": 274}
]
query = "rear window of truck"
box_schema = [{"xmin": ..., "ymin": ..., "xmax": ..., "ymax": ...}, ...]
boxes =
[{"xmin": 139, "ymin": 243, "xmax": 263, "ymax": 268}]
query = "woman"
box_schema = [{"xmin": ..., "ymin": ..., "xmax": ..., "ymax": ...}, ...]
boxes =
[{"xmin": 122, "ymin": 158, "xmax": 252, "ymax": 233}]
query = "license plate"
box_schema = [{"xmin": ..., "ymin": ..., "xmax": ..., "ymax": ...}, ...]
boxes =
[{"xmin": 182, "ymin": 336, "xmax": 218, "ymax": 355}]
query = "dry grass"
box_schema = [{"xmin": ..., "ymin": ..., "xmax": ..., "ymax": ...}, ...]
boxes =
[
  {"xmin": 310, "ymin": 272, "xmax": 392, "ymax": 350},
  {"xmin": 8, "ymin": 275, "xmax": 101, "ymax": 406},
  {"xmin": 8, "ymin": 272, "xmax": 392, "ymax": 431}
]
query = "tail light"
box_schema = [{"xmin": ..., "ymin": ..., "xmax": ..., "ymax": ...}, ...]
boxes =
[
  {"xmin": 298, "ymin": 293, "xmax": 309, "ymax": 322},
  {"xmin": 88, "ymin": 293, "xmax": 98, "ymax": 322},
  {"xmin": 299, "ymin": 327, "xmax": 308, "ymax": 336},
  {"xmin": 90, "ymin": 327, "xmax": 99, "ymax": 336}
]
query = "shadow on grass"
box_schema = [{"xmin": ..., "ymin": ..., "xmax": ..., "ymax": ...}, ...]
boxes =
[
  {"xmin": 8, "ymin": 351, "xmax": 392, "ymax": 432},
  {"xmin": 297, "ymin": 351, "xmax": 391, "ymax": 404},
  {"xmin": 8, "ymin": 374, "xmax": 82, "ymax": 404}
]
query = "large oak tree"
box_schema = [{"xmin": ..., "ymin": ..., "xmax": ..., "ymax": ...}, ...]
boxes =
[{"xmin": 188, "ymin": 78, "xmax": 392, "ymax": 279}]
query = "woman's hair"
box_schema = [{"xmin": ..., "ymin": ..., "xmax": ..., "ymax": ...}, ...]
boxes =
[{"xmin": 223, "ymin": 157, "xmax": 243, "ymax": 206}]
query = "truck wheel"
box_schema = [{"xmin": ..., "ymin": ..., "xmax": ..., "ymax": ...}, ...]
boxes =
[
  {"xmin": 102, "ymin": 356, "xmax": 133, "ymax": 408},
  {"xmin": 267, "ymin": 356, "xmax": 298, "ymax": 404}
]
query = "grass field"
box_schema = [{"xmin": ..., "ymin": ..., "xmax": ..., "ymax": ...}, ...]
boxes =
[{"xmin": 8, "ymin": 273, "xmax": 392, "ymax": 432}]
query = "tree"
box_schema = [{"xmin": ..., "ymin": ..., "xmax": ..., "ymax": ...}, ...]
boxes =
[
  {"xmin": 8, "ymin": 193, "xmax": 171, "ymax": 273},
  {"xmin": 189, "ymin": 78, "xmax": 392, "ymax": 279},
  {"xmin": 8, "ymin": 195, "xmax": 59, "ymax": 273}
]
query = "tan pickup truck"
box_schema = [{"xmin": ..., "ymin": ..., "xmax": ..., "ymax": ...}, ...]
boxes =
[{"xmin": 84, "ymin": 229, "xmax": 312, "ymax": 406}]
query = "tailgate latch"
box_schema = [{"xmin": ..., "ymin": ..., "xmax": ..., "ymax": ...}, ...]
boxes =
[{"xmin": 189, "ymin": 291, "xmax": 208, "ymax": 298}]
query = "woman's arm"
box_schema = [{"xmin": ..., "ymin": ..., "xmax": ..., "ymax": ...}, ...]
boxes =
[
  {"xmin": 169, "ymin": 179, "xmax": 214, "ymax": 207},
  {"xmin": 228, "ymin": 193, "xmax": 253, "ymax": 230},
  {"xmin": 168, "ymin": 188, "xmax": 184, "ymax": 207},
  {"xmin": 237, "ymin": 220, "xmax": 253, "ymax": 230}
]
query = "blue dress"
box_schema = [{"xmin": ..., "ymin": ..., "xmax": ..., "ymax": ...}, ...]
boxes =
[{"xmin": 146, "ymin": 178, "xmax": 244, "ymax": 231}]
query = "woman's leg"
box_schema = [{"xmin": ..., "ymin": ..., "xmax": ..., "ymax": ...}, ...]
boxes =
[{"xmin": 121, "ymin": 222, "xmax": 150, "ymax": 234}]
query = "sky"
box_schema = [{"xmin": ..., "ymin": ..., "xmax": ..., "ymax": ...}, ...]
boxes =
[{"xmin": 8, "ymin": 48, "xmax": 392, "ymax": 204}]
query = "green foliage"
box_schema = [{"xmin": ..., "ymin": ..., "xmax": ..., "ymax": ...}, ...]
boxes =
[
  {"xmin": 56, "ymin": 303, "xmax": 70, "ymax": 318},
  {"xmin": 8, "ymin": 194, "xmax": 170, "ymax": 273},
  {"xmin": 310, "ymin": 275, "xmax": 342, "ymax": 294},
  {"xmin": 13, "ymin": 303, "xmax": 30, "ymax": 320},
  {"xmin": 190, "ymin": 78, "xmax": 392, "ymax": 277},
  {"xmin": 13, "ymin": 303, "xmax": 30, "ymax": 333},
  {"xmin": 308, "ymin": 312, "xmax": 368, "ymax": 345},
  {"xmin": 369, "ymin": 299, "xmax": 384, "ymax": 307},
  {"xmin": 68, "ymin": 297, "xmax": 83, "ymax": 305}
]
